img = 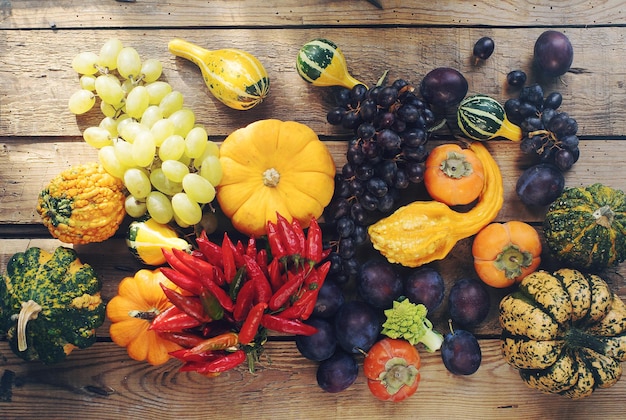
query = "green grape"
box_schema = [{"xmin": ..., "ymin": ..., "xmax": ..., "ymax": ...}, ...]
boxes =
[
  {"xmin": 114, "ymin": 139, "xmax": 137, "ymax": 168},
  {"xmin": 158, "ymin": 134, "xmax": 185, "ymax": 161},
  {"xmin": 141, "ymin": 58, "xmax": 163, "ymax": 83},
  {"xmin": 140, "ymin": 105, "xmax": 163, "ymax": 128},
  {"xmin": 159, "ymin": 90, "xmax": 184, "ymax": 117},
  {"xmin": 183, "ymin": 173, "xmax": 216, "ymax": 203},
  {"xmin": 117, "ymin": 46, "xmax": 142, "ymax": 80},
  {"xmin": 98, "ymin": 38, "xmax": 124, "ymax": 71},
  {"xmin": 145, "ymin": 81, "xmax": 172, "ymax": 105},
  {"xmin": 125, "ymin": 85, "xmax": 150, "ymax": 119},
  {"xmin": 121, "ymin": 78, "xmax": 134, "ymax": 94},
  {"xmin": 169, "ymin": 108, "xmax": 195, "ymax": 137},
  {"xmin": 173, "ymin": 213, "xmax": 191, "ymax": 229},
  {"xmin": 161, "ymin": 159, "xmax": 190, "ymax": 183},
  {"xmin": 68, "ymin": 89, "xmax": 96, "ymax": 115},
  {"xmin": 124, "ymin": 168, "xmax": 152, "ymax": 199},
  {"xmin": 100, "ymin": 101, "xmax": 118, "ymax": 118},
  {"xmin": 150, "ymin": 168, "xmax": 183, "ymax": 196},
  {"xmin": 184, "ymin": 126, "xmax": 208, "ymax": 159},
  {"xmin": 83, "ymin": 126, "xmax": 113, "ymax": 149},
  {"xmin": 72, "ymin": 51, "xmax": 99, "ymax": 75},
  {"xmin": 95, "ymin": 74, "xmax": 125, "ymax": 107},
  {"xmin": 98, "ymin": 145, "xmax": 127, "ymax": 179},
  {"xmin": 119, "ymin": 120, "xmax": 148, "ymax": 144},
  {"xmin": 99, "ymin": 116, "xmax": 119, "ymax": 137},
  {"xmin": 125, "ymin": 195, "xmax": 147, "ymax": 218},
  {"xmin": 194, "ymin": 140, "xmax": 220, "ymax": 170},
  {"xmin": 171, "ymin": 192, "xmax": 202, "ymax": 226},
  {"xmin": 151, "ymin": 118, "xmax": 176, "ymax": 146},
  {"xmin": 146, "ymin": 191, "xmax": 174, "ymax": 224},
  {"xmin": 80, "ymin": 75, "xmax": 97, "ymax": 91},
  {"xmin": 199, "ymin": 155, "xmax": 223, "ymax": 186},
  {"xmin": 131, "ymin": 131, "xmax": 156, "ymax": 167}
]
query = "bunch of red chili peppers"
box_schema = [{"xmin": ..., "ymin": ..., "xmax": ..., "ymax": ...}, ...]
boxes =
[{"xmin": 149, "ymin": 213, "xmax": 331, "ymax": 377}]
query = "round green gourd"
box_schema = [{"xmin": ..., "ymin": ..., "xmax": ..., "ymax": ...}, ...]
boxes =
[
  {"xmin": 544, "ymin": 183, "xmax": 626, "ymax": 269},
  {"xmin": 0, "ymin": 247, "xmax": 105, "ymax": 364},
  {"xmin": 457, "ymin": 94, "xmax": 522, "ymax": 141},
  {"xmin": 296, "ymin": 38, "xmax": 365, "ymax": 89}
]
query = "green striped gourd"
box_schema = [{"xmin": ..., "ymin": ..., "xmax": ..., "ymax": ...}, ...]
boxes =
[
  {"xmin": 457, "ymin": 94, "xmax": 522, "ymax": 141},
  {"xmin": 296, "ymin": 38, "xmax": 365, "ymax": 89},
  {"xmin": 168, "ymin": 38, "xmax": 269, "ymax": 111}
]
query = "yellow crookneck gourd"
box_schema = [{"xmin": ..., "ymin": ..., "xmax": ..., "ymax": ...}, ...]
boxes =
[{"xmin": 368, "ymin": 141, "xmax": 504, "ymax": 267}]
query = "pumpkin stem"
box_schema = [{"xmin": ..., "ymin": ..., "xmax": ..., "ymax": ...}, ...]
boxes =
[
  {"xmin": 592, "ymin": 205, "xmax": 614, "ymax": 228},
  {"xmin": 440, "ymin": 152, "xmax": 473, "ymax": 179},
  {"xmin": 262, "ymin": 168, "xmax": 280, "ymax": 187},
  {"xmin": 17, "ymin": 299, "xmax": 43, "ymax": 352}
]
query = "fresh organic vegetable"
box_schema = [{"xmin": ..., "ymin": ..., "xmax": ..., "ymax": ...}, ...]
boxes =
[
  {"xmin": 0, "ymin": 247, "xmax": 105, "ymax": 364},
  {"xmin": 217, "ymin": 119, "xmax": 336, "ymax": 238},
  {"xmin": 533, "ymin": 30, "xmax": 574, "ymax": 78},
  {"xmin": 472, "ymin": 36, "xmax": 495, "ymax": 60},
  {"xmin": 107, "ymin": 269, "xmax": 184, "ymax": 365},
  {"xmin": 364, "ymin": 338, "xmax": 421, "ymax": 402},
  {"xmin": 316, "ymin": 350, "xmax": 359, "ymax": 393},
  {"xmin": 369, "ymin": 141, "xmax": 503, "ymax": 267},
  {"xmin": 403, "ymin": 267, "xmax": 445, "ymax": 312},
  {"xmin": 168, "ymin": 38, "xmax": 269, "ymax": 110},
  {"xmin": 126, "ymin": 218, "xmax": 191, "ymax": 266},
  {"xmin": 357, "ymin": 259, "xmax": 403, "ymax": 309},
  {"xmin": 516, "ymin": 163, "xmax": 565, "ymax": 207},
  {"xmin": 457, "ymin": 95, "xmax": 523, "ymax": 142},
  {"xmin": 419, "ymin": 67, "xmax": 468, "ymax": 108},
  {"xmin": 334, "ymin": 301, "xmax": 382, "ymax": 354},
  {"xmin": 499, "ymin": 268, "xmax": 626, "ymax": 398},
  {"xmin": 472, "ymin": 221, "xmax": 542, "ymax": 288},
  {"xmin": 441, "ymin": 326, "xmax": 482, "ymax": 375},
  {"xmin": 448, "ymin": 278, "xmax": 490, "ymax": 327},
  {"xmin": 544, "ymin": 183, "xmax": 626, "ymax": 269},
  {"xmin": 381, "ymin": 298, "xmax": 443, "ymax": 352},
  {"xmin": 424, "ymin": 143, "xmax": 485, "ymax": 206},
  {"xmin": 37, "ymin": 162, "xmax": 126, "ymax": 244},
  {"xmin": 296, "ymin": 38, "xmax": 364, "ymax": 89}
]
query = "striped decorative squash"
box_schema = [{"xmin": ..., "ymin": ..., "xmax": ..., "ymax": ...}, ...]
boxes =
[
  {"xmin": 296, "ymin": 38, "xmax": 365, "ymax": 89},
  {"xmin": 457, "ymin": 95, "xmax": 522, "ymax": 141},
  {"xmin": 168, "ymin": 38, "xmax": 270, "ymax": 110}
]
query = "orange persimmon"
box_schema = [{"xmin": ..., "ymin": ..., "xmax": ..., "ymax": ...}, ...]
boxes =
[
  {"xmin": 472, "ymin": 221, "xmax": 542, "ymax": 288},
  {"xmin": 424, "ymin": 143, "xmax": 485, "ymax": 206}
]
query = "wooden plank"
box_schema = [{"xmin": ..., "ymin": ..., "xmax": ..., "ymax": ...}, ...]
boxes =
[
  {"xmin": 1, "ymin": 0, "xmax": 625, "ymax": 29},
  {"xmin": 0, "ymin": 27, "xmax": 623, "ymax": 137},
  {"xmin": 1, "ymin": 340, "xmax": 624, "ymax": 420}
]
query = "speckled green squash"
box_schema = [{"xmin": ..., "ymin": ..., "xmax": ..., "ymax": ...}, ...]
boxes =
[
  {"xmin": 499, "ymin": 268, "xmax": 626, "ymax": 399},
  {"xmin": 544, "ymin": 183, "xmax": 626, "ymax": 269}
]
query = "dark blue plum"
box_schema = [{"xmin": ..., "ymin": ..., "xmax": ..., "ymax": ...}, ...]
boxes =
[
  {"xmin": 441, "ymin": 329, "xmax": 482, "ymax": 375},
  {"xmin": 404, "ymin": 267, "xmax": 445, "ymax": 312},
  {"xmin": 357, "ymin": 259, "xmax": 403, "ymax": 309},
  {"xmin": 295, "ymin": 318, "xmax": 337, "ymax": 362},
  {"xmin": 316, "ymin": 350, "xmax": 359, "ymax": 393},
  {"xmin": 334, "ymin": 301, "xmax": 382, "ymax": 354},
  {"xmin": 312, "ymin": 278, "xmax": 345, "ymax": 319}
]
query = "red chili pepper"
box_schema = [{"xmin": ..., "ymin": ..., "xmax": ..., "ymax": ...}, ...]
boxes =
[
  {"xmin": 149, "ymin": 305, "xmax": 204, "ymax": 332},
  {"xmin": 244, "ymin": 255, "xmax": 272, "ymax": 304},
  {"xmin": 232, "ymin": 279, "xmax": 256, "ymax": 322},
  {"xmin": 238, "ymin": 302, "xmax": 267, "ymax": 345},
  {"xmin": 221, "ymin": 233, "xmax": 237, "ymax": 282},
  {"xmin": 268, "ymin": 270, "xmax": 306, "ymax": 311},
  {"xmin": 305, "ymin": 261, "xmax": 331, "ymax": 289},
  {"xmin": 190, "ymin": 249, "xmax": 206, "ymax": 260},
  {"xmin": 213, "ymin": 265, "xmax": 226, "ymax": 286},
  {"xmin": 184, "ymin": 331, "xmax": 239, "ymax": 356},
  {"xmin": 159, "ymin": 267, "xmax": 203, "ymax": 295},
  {"xmin": 196, "ymin": 349, "xmax": 246, "ymax": 374},
  {"xmin": 276, "ymin": 213, "xmax": 301, "ymax": 256},
  {"xmin": 261, "ymin": 314, "xmax": 318, "ymax": 336},
  {"xmin": 266, "ymin": 258, "xmax": 283, "ymax": 292},
  {"xmin": 199, "ymin": 273, "xmax": 235, "ymax": 313},
  {"xmin": 279, "ymin": 289, "xmax": 317, "ymax": 319},
  {"xmin": 157, "ymin": 331, "xmax": 206, "ymax": 348},
  {"xmin": 160, "ymin": 283, "xmax": 211, "ymax": 323},
  {"xmin": 245, "ymin": 237, "xmax": 257, "ymax": 259},
  {"xmin": 299, "ymin": 289, "xmax": 320, "ymax": 320},
  {"xmin": 172, "ymin": 349, "xmax": 223, "ymax": 364},
  {"xmin": 266, "ymin": 221, "xmax": 287, "ymax": 260},
  {"xmin": 256, "ymin": 248, "xmax": 269, "ymax": 277},
  {"xmin": 199, "ymin": 288, "xmax": 224, "ymax": 321},
  {"xmin": 235, "ymin": 240, "xmax": 246, "ymax": 260},
  {"xmin": 162, "ymin": 248, "xmax": 199, "ymax": 280},
  {"xmin": 305, "ymin": 217, "xmax": 323, "ymax": 263},
  {"xmin": 228, "ymin": 266, "xmax": 246, "ymax": 300},
  {"xmin": 196, "ymin": 231, "xmax": 223, "ymax": 268},
  {"xmin": 172, "ymin": 247, "xmax": 215, "ymax": 276}
]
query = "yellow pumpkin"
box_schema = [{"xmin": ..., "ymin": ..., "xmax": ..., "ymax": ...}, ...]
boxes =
[{"xmin": 217, "ymin": 119, "xmax": 336, "ymax": 237}]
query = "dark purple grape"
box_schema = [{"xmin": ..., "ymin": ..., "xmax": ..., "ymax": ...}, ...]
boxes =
[
  {"xmin": 334, "ymin": 301, "xmax": 382, "ymax": 353},
  {"xmin": 353, "ymin": 225, "xmax": 368, "ymax": 245},
  {"xmin": 394, "ymin": 169, "xmax": 410, "ymax": 189},
  {"xmin": 506, "ymin": 70, "xmax": 527, "ymax": 87},
  {"xmin": 473, "ymin": 36, "xmax": 495, "ymax": 60},
  {"xmin": 357, "ymin": 122, "xmax": 376, "ymax": 140},
  {"xmin": 504, "ymin": 98, "xmax": 523, "ymax": 125},
  {"xmin": 519, "ymin": 101, "xmax": 539, "ymax": 118},
  {"xmin": 541, "ymin": 108, "xmax": 557, "ymax": 126},
  {"xmin": 543, "ymin": 92, "xmax": 563, "ymax": 110},
  {"xmin": 534, "ymin": 30, "xmax": 574, "ymax": 77},
  {"xmin": 350, "ymin": 202, "xmax": 367, "ymax": 225},
  {"xmin": 516, "ymin": 163, "xmax": 565, "ymax": 207},
  {"xmin": 313, "ymin": 278, "xmax": 345, "ymax": 319},
  {"xmin": 520, "ymin": 117, "xmax": 542, "ymax": 132},
  {"xmin": 376, "ymin": 160, "xmax": 398, "ymax": 186},
  {"xmin": 404, "ymin": 267, "xmax": 445, "ymax": 312},
  {"xmin": 376, "ymin": 193, "xmax": 396, "ymax": 213},
  {"xmin": 295, "ymin": 318, "xmax": 337, "ymax": 362},
  {"xmin": 520, "ymin": 84, "xmax": 544, "ymax": 108},
  {"xmin": 560, "ymin": 134, "xmax": 579, "ymax": 149},
  {"xmin": 402, "ymin": 145, "xmax": 427, "ymax": 162},
  {"xmin": 361, "ymin": 139, "xmax": 380, "ymax": 160},
  {"xmin": 448, "ymin": 278, "xmax": 490, "ymax": 327},
  {"xmin": 376, "ymin": 111, "xmax": 396, "ymax": 129},
  {"xmin": 392, "ymin": 79, "xmax": 409, "ymax": 91},
  {"xmin": 554, "ymin": 148, "xmax": 575, "ymax": 171},
  {"xmin": 441, "ymin": 329, "xmax": 482, "ymax": 375},
  {"xmin": 377, "ymin": 86, "xmax": 399, "ymax": 107},
  {"xmin": 354, "ymin": 163, "xmax": 374, "ymax": 181},
  {"xmin": 348, "ymin": 178, "xmax": 364, "ymax": 197},
  {"xmin": 326, "ymin": 107, "xmax": 345, "ymax": 125},
  {"xmin": 346, "ymin": 144, "xmax": 365, "ymax": 166},
  {"xmin": 397, "ymin": 103, "xmax": 420, "ymax": 123},
  {"xmin": 359, "ymin": 98, "xmax": 378, "ymax": 122},
  {"xmin": 336, "ymin": 179, "xmax": 351, "ymax": 198},
  {"xmin": 377, "ymin": 129, "xmax": 402, "ymax": 151},
  {"xmin": 520, "ymin": 135, "xmax": 543, "ymax": 155},
  {"xmin": 366, "ymin": 177, "xmax": 388, "ymax": 198},
  {"xmin": 402, "ymin": 127, "xmax": 427, "ymax": 148},
  {"xmin": 338, "ymin": 237, "xmax": 356, "ymax": 259},
  {"xmin": 341, "ymin": 111, "xmax": 360, "ymax": 129},
  {"xmin": 327, "ymin": 198, "xmax": 350, "ymax": 221},
  {"xmin": 406, "ymin": 161, "xmax": 425, "ymax": 183},
  {"xmin": 357, "ymin": 260, "xmax": 403, "ymax": 309},
  {"xmin": 316, "ymin": 350, "xmax": 359, "ymax": 393},
  {"xmin": 350, "ymin": 84, "xmax": 368, "ymax": 104},
  {"xmin": 336, "ymin": 216, "xmax": 355, "ymax": 238},
  {"xmin": 341, "ymin": 163, "xmax": 355, "ymax": 178},
  {"xmin": 333, "ymin": 87, "xmax": 351, "ymax": 107},
  {"xmin": 342, "ymin": 257, "xmax": 359, "ymax": 277},
  {"xmin": 420, "ymin": 67, "xmax": 468, "ymax": 108},
  {"xmin": 360, "ymin": 191, "xmax": 379, "ymax": 211}
]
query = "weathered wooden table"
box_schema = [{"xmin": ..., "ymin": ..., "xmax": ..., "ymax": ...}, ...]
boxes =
[{"xmin": 1, "ymin": 1, "xmax": 625, "ymax": 419}]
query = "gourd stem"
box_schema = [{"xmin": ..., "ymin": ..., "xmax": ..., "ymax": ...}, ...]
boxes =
[
  {"xmin": 494, "ymin": 117, "xmax": 523, "ymax": 142},
  {"xmin": 263, "ymin": 168, "xmax": 280, "ymax": 187},
  {"xmin": 17, "ymin": 299, "xmax": 43, "ymax": 352}
]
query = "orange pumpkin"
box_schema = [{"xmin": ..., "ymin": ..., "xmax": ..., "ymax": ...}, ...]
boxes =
[
  {"xmin": 106, "ymin": 269, "xmax": 182, "ymax": 365},
  {"xmin": 424, "ymin": 143, "xmax": 485, "ymax": 206},
  {"xmin": 472, "ymin": 221, "xmax": 542, "ymax": 288},
  {"xmin": 217, "ymin": 119, "xmax": 336, "ymax": 237}
]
